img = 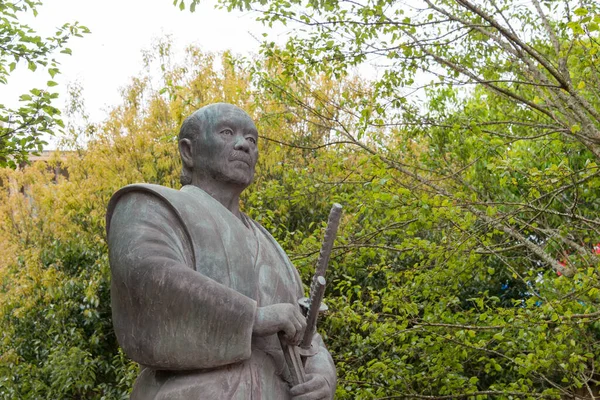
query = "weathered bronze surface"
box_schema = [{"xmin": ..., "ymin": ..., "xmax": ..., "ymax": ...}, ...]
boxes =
[{"xmin": 106, "ymin": 103, "xmax": 336, "ymax": 399}]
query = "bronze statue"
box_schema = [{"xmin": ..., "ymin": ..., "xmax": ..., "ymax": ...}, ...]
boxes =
[{"xmin": 106, "ymin": 103, "xmax": 337, "ymax": 399}]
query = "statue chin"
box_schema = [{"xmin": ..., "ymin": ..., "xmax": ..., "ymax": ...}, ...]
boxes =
[
  {"xmin": 209, "ymin": 169, "xmax": 254, "ymax": 188},
  {"xmin": 182, "ymin": 168, "xmax": 254, "ymax": 189}
]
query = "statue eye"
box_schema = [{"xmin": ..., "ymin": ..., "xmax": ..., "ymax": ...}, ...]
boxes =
[
  {"xmin": 220, "ymin": 128, "xmax": 234, "ymax": 136},
  {"xmin": 246, "ymin": 137, "xmax": 256, "ymax": 144}
]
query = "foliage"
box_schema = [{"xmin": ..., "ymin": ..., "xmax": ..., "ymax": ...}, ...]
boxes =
[
  {"xmin": 0, "ymin": 42, "xmax": 224, "ymax": 398},
  {"xmin": 0, "ymin": 0, "xmax": 89, "ymax": 168},
  {"xmin": 3, "ymin": 2, "xmax": 600, "ymax": 395},
  {"xmin": 191, "ymin": 0, "xmax": 600, "ymax": 276},
  {"xmin": 0, "ymin": 40, "xmax": 357, "ymax": 398},
  {"xmin": 172, "ymin": 0, "xmax": 600, "ymax": 397}
]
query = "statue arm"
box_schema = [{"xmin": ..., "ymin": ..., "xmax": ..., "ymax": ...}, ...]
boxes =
[{"xmin": 108, "ymin": 190, "xmax": 257, "ymax": 370}]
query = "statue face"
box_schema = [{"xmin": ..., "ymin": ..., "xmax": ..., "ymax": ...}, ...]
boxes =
[{"xmin": 193, "ymin": 105, "xmax": 259, "ymax": 188}]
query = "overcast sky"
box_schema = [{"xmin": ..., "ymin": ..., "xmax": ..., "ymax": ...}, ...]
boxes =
[{"xmin": 2, "ymin": 0, "xmax": 269, "ymax": 125}]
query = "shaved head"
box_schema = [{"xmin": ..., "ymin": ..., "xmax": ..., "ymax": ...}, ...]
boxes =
[
  {"xmin": 178, "ymin": 103, "xmax": 255, "ymax": 186},
  {"xmin": 178, "ymin": 103, "xmax": 259, "ymax": 188}
]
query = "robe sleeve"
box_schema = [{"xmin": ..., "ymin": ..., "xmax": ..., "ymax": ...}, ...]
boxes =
[{"xmin": 107, "ymin": 190, "xmax": 257, "ymax": 370}]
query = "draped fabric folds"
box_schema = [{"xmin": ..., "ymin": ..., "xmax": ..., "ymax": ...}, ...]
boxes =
[{"xmin": 106, "ymin": 184, "xmax": 336, "ymax": 399}]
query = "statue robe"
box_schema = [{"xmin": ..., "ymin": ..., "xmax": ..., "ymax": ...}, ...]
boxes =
[{"xmin": 106, "ymin": 184, "xmax": 336, "ymax": 399}]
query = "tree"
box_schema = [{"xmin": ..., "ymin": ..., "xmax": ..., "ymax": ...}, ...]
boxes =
[
  {"xmin": 189, "ymin": 0, "xmax": 600, "ymax": 276},
  {"xmin": 0, "ymin": 0, "xmax": 88, "ymax": 168},
  {"xmin": 0, "ymin": 40, "xmax": 362, "ymax": 398},
  {"xmin": 4, "ymin": 3, "xmax": 600, "ymax": 394},
  {"xmin": 172, "ymin": 0, "xmax": 600, "ymax": 397}
]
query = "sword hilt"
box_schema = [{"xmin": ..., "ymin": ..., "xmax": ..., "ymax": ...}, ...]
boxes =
[
  {"xmin": 300, "ymin": 276, "xmax": 327, "ymax": 350},
  {"xmin": 309, "ymin": 203, "xmax": 342, "ymax": 299}
]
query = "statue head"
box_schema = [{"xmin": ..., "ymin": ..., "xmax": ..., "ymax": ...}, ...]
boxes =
[{"xmin": 178, "ymin": 103, "xmax": 259, "ymax": 190}]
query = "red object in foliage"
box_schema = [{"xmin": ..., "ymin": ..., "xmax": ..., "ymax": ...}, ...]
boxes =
[
  {"xmin": 554, "ymin": 243, "xmax": 599, "ymax": 276},
  {"xmin": 557, "ymin": 260, "xmax": 566, "ymax": 276}
]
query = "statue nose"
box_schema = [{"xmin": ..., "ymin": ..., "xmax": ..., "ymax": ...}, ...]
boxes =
[{"xmin": 234, "ymin": 135, "xmax": 250, "ymax": 152}]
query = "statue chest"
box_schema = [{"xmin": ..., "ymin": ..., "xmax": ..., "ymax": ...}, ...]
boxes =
[{"xmin": 176, "ymin": 190, "xmax": 300, "ymax": 305}]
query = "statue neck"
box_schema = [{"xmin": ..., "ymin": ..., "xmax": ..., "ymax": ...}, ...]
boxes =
[{"xmin": 191, "ymin": 179, "xmax": 244, "ymax": 219}]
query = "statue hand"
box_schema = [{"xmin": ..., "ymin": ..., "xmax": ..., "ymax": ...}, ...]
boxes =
[
  {"xmin": 253, "ymin": 303, "xmax": 306, "ymax": 345},
  {"xmin": 290, "ymin": 373, "xmax": 331, "ymax": 400}
]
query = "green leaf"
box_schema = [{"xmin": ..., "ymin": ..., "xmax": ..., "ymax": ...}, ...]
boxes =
[{"xmin": 567, "ymin": 21, "xmax": 585, "ymax": 34}]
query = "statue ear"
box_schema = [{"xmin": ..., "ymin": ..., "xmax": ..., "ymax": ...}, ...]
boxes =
[{"xmin": 179, "ymin": 138, "xmax": 194, "ymax": 169}]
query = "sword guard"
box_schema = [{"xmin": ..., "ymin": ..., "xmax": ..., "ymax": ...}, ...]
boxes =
[{"xmin": 298, "ymin": 297, "xmax": 328, "ymax": 315}]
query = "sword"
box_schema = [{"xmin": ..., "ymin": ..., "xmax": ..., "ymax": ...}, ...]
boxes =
[
  {"xmin": 299, "ymin": 203, "xmax": 342, "ymax": 346},
  {"xmin": 280, "ymin": 203, "xmax": 342, "ymax": 386}
]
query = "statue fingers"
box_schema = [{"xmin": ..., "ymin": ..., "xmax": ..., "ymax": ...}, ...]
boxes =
[
  {"xmin": 290, "ymin": 374, "xmax": 329, "ymax": 400},
  {"xmin": 289, "ymin": 322, "xmax": 304, "ymax": 345},
  {"xmin": 284, "ymin": 305, "xmax": 305, "ymax": 344},
  {"xmin": 291, "ymin": 328, "xmax": 303, "ymax": 346},
  {"xmin": 294, "ymin": 309, "xmax": 307, "ymax": 331},
  {"xmin": 281, "ymin": 319, "xmax": 300, "ymax": 344}
]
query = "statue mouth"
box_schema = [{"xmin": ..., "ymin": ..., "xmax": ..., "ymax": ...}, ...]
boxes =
[
  {"xmin": 229, "ymin": 152, "xmax": 252, "ymax": 166},
  {"xmin": 231, "ymin": 158, "xmax": 250, "ymax": 166}
]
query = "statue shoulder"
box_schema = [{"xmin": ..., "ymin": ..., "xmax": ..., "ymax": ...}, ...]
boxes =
[
  {"xmin": 106, "ymin": 184, "xmax": 186, "ymax": 235},
  {"xmin": 106, "ymin": 183, "xmax": 198, "ymax": 271}
]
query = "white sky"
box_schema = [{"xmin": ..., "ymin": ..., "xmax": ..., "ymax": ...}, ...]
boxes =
[{"xmin": 1, "ymin": 0, "xmax": 270, "ymax": 126}]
